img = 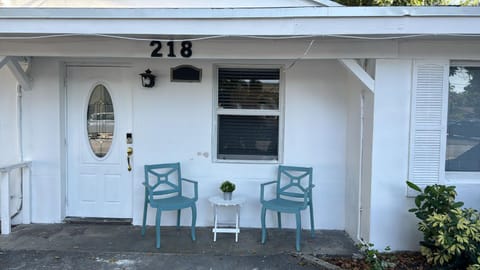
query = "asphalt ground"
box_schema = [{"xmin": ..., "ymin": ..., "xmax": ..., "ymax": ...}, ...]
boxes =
[{"xmin": 0, "ymin": 224, "xmax": 356, "ymax": 269}]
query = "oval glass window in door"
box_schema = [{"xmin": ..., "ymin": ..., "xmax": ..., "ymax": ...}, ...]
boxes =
[{"xmin": 87, "ymin": 84, "xmax": 114, "ymax": 158}]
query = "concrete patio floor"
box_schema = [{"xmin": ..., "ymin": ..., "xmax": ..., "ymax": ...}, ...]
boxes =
[{"xmin": 0, "ymin": 223, "xmax": 357, "ymax": 269}]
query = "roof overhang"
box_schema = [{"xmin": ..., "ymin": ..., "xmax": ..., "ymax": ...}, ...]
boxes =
[{"xmin": 0, "ymin": 7, "xmax": 480, "ymax": 36}]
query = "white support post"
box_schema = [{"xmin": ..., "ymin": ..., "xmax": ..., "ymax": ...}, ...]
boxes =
[
  {"xmin": 21, "ymin": 166, "xmax": 31, "ymax": 224},
  {"xmin": 339, "ymin": 59, "xmax": 375, "ymax": 93},
  {"xmin": 1, "ymin": 172, "xmax": 11, "ymax": 235},
  {"xmin": 6, "ymin": 58, "xmax": 31, "ymax": 91}
]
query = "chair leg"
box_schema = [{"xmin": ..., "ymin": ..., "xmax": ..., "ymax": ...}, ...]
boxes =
[
  {"xmin": 176, "ymin": 209, "xmax": 181, "ymax": 229},
  {"xmin": 295, "ymin": 212, "xmax": 302, "ymax": 252},
  {"xmin": 142, "ymin": 197, "xmax": 148, "ymax": 236},
  {"xmin": 277, "ymin": 212, "xmax": 282, "ymax": 229},
  {"xmin": 191, "ymin": 205, "xmax": 197, "ymax": 241},
  {"xmin": 309, "ymin": 202, "xmax": 315, "ymax": 237},
  {"xmin": 155, "ymin": 209, "xmax": 162, "ymax": 249},
  {"xmin": 261, "ymin": 207, "xmax": 267, "ymax": 244}
]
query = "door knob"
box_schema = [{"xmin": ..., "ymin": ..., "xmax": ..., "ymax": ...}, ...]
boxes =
[{"xmin": 127, "ymin": 147, "xmax": 133, "ymax": 171}]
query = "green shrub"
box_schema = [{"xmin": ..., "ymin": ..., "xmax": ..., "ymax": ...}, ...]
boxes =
[{"xmin": 407, "ymin": 181, "xmax": 480, "ymax": 269}]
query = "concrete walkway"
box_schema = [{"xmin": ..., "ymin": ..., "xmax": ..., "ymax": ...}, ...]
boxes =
[{"xmin": 0, "ymin": 224, "xmax": 357, "ymax": 269}]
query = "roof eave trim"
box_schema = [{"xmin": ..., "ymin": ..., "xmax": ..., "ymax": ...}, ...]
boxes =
[{"xmin": 0, "ymin": 6, "xmax": 480, "ymax": 19}]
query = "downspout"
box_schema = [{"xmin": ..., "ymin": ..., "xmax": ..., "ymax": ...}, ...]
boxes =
[
  {"xmin": 356, "ymin": 58, "xmax": 374, "ymax": 245},
  {"xmin": 17, "ymin": 84, "xmax": 24, "ymax": 161},
  {"xmin": 356, "ymin": 90, "xmax": 366, "ymax": 245}
]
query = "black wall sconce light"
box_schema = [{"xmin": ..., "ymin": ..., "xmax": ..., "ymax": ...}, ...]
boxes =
[{"xmin": 139, "ymin": 69, "xmax": 156, "ymax": 88}]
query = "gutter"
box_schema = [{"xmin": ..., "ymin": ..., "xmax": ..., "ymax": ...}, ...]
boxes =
[{"xmin": 0, "ymin": 6, "xmax": 479, "ymax": 19}]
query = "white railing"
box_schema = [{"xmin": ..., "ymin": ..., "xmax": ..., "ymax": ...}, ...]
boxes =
[{"xmin": 0, "ymin": 161, "xmax": 31, "ymax": 235}]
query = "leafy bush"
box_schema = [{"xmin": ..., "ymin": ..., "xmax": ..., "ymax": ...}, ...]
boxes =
[{"xmin": 407, "ymin": 181, "xmax": 480, "ymax": 269}]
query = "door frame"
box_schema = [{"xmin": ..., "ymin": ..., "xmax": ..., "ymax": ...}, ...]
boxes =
[{"xmin": 61, "ymin": 62, "xmax": 134, "ymax": 220}]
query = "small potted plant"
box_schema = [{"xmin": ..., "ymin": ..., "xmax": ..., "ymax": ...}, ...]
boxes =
[{"xmin": 220, "ymin": 180, "xmax": 236, "ymax": 200}]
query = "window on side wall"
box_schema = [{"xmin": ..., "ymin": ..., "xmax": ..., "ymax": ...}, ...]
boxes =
[
  {"xmin": 215, "ymin": 67, "xmax": 281, "ymax": 161},
  {"xmin": 446, "ymin": 64, "xmax": 480, "ymax": 172}
]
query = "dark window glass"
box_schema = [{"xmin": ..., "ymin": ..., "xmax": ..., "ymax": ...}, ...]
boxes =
[
  {"xmin": 446, "ymin": 66, "xmax": 480, "ymax": 171},
  {"xmin": 218, "ymin": 115, "xmax": 279, "ymax": 160}
]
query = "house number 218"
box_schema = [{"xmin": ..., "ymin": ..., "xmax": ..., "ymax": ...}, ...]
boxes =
[{"xmin": 150, "ymin": 41, "xmax": 193, "ymax": 58}]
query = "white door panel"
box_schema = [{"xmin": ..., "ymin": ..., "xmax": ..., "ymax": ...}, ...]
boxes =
[{"xmin": 66, "ymin": 66, "xmax": 133, "ymax": 218}]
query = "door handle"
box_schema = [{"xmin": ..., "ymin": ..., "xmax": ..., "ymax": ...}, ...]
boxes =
[{"xmin": 127, "ymin": 147, "xmax": 133, "ymax": 171}]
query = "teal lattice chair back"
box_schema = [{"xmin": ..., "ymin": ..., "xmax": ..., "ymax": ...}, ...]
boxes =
[
  {"xmin": 260, "ymin": 165, "xmax": 314, "ymax": 251},
  {"xmin": 144, "ymin": 163, "xmax": 182, "ymax": 205},
  {"xmin": 142, "ymin": 162, "xmax": 198, "ymax": 248},
  {"xmin": 277, "ymin": 165, "xmax": 313, "ymax": 202}
]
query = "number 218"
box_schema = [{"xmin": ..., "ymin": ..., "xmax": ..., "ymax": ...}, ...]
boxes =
[{"xmin": 150, "ymin": 41, "xmax": 192, "ymax": 58}]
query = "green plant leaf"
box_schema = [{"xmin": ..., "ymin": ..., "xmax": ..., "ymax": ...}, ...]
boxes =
[
  {"xmin": 415, "ymin": 196, "xmax": 423, "ymax": 207},
  {"xmin": 407, "ymin": 181, "xmax": 422, "ymax": 192},
  {"xmin": 452, "ymin": 202, "xmax": 465, "ymax": 208}
]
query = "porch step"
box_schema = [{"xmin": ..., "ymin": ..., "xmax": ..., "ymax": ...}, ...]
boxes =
[{"xmin": 64, "ymin": 217, "xmax": 132, "ymax": 225}]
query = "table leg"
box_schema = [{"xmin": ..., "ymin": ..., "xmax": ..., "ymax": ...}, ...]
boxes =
[
  {"xmin": 213, "ymin": 205, "xmax": 218, "ymax": 242},
  {"xmin": 235, "ymin": 205, "xmax": 240, "ymax": 242}
]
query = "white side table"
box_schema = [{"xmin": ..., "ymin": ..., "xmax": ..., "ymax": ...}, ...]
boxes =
[{"xmin": 208, "ymin": 195, "xmax": 246, "ymax": 242}]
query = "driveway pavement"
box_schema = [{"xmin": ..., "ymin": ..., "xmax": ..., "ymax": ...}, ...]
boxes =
[{"xmin": 0, "ymin": 224, "xmax": 356, "ymax": 269}]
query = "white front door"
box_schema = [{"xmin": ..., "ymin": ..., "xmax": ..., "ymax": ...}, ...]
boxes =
[{"xmin": 66, "ymin": 66, "xmax": 133, "ymax": 218}]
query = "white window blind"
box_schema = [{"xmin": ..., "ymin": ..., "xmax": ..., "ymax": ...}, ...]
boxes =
[
  {"xmin": 218, "ymin": 68, "xmax": 279, "ymax": 110},
  {"xmin": 408, "ymin": 60, "xmax": 449, "ymax": 195},
  {"xmin": 216, "ymin": 67, "xmax": 281, "ymax": 161}
]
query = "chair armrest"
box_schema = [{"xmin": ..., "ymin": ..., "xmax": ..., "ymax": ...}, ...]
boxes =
[
  {"xmin": 303, "ymin": 184, "xmax": 315, "ymax": 206},
  {"xmin": 260, "ymin": 180, "xmax": 277, "ymax": 203},
  {"xmin": 181, "ymin": 178, "xmax": 198, "ymax": 201}
]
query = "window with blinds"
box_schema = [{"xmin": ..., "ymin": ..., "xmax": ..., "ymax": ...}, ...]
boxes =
[{"xmin": 216, "ymin": 67, "xmax": 281, "ymax": 161}]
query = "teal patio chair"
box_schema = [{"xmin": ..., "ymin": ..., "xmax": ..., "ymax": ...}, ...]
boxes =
[
  {"xmin": 142, "ymin": 163, "xmax": 198, "ymax": 248},
  {"xmin": 260, "ymin": 165, "xmax": 314, "ymax": 251}
]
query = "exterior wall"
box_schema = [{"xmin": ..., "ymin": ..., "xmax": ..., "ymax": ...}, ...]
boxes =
[
  {"xmin": 370, "ymin": 58, "xmax": 480, "ymax": 251},
  {"xmin": 22, "ymin": 58, "xmax": 63, "ymax": 223},
  {"xmin": 0, "ymin": 67, "xmax": 20, "ymax": 166},
  {"xmin": 344, "ymin": 69, "xmax": 375, "ymax": 244},
  {"xmin": 134, "ymin": 59, "xmax": 349, "ymax": 229},
  {"xmin": 344, "ymin": 74, "xmax": 362, "ymax": 241},
  {"xmin": 369, "ymin": 59, "xmax": 420, "ymax": 250},
  {"xmin": 0, "ymin": 66, "xmax": 22, "ymax": 219},
  {"xmin": 283, "ymin": 59, "xmax": 348, "ymax": 229},
  {"xmin": 21, "ymin": 57, "xmax": 350, "ymax": 230}
]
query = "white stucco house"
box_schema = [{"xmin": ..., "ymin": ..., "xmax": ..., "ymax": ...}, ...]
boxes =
[{"xmin": 1, "ymin": 0, "xmax": 480, "ymax": 251}]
